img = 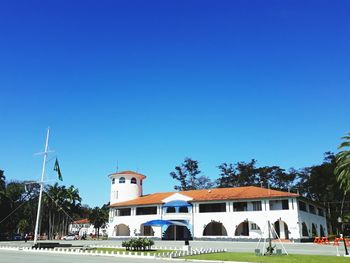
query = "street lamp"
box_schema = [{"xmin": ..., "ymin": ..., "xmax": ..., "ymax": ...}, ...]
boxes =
[{"xmin": 338, "ymin": 217, "xmax": 349, "ymax": 256}]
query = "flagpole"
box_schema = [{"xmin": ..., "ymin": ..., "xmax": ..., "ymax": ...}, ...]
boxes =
[{"xmin": 34, "ymin": 128, "xmax": 50, "ymax": 245}]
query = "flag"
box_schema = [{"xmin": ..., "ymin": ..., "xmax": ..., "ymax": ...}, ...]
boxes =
[{"xmin": 54, "ymin": 158, "xmax": 63, "ymax": 181}]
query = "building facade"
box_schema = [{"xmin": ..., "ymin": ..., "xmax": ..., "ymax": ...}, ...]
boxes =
[
  {"xmin": 68, "ymin": 219, "xmax": 108, "ymax": 238},
  {"xmin": 107, "ymin": 171, "xmax": 327, "ymax": 241}
]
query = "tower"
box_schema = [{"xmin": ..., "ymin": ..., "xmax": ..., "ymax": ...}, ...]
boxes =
[{"xmin": 108, "ymin": 170, "xmax": 146, "ymax": 204}]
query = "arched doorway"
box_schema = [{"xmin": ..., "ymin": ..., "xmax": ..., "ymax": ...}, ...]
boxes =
[
  {"xmin": 234, "ymin": 221, "xmax": 261, "ymax": 237},
  {"xmin": 320, "ymin": 225, "xmax": 325, "ymax": 237},
  {"xmin": 312, "ymin": 223, "xmax": 318, "ymax": 237},
  {"xmin": 140, "ymin": 224, "xmax": 154, "ymax": 236},
  {"xmin": 163, "ymin": 225, "xmax": 192, "ymax": 240},
  {"xmin": 203, "ymin": 221, "xmax": 227, "ymax": 236},
  {"xmin": 301, "ymin": 222, "xmax": 309, "ymax": 237},
  {"xmin": 114, "ymin": 224, "xmax": 130, "ymax": 236},
  {"xmin": 273, "ymin": 220, "xmax": 289, "ymax": 239}
]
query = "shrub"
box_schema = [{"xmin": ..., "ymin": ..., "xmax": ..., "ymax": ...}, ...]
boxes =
[{"xmin": 121, "ymin": 238, "xmax": 154, "ymax": 251}]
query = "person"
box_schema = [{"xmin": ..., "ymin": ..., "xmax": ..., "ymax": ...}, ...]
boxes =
[{"xmin": 24, "ymin": 233, "xmax": 28, "ymax": 243}]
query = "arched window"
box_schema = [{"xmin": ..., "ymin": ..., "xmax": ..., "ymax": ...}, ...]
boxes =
[
  {"xmin": 302, "ymin": 222, "xmax": 309, "ymax": 237},
  {"xmin": 203, "ymin": 221, "xmax": 227, "ymax": 236},
  {"xmin": 114, "ymin": 224, "xmax": 130, "ymax": 236},
  {"xmin": 119, "ymin": 177, "xmax": 125, "ymax": 184},
  {"xmin": 131, "ymin": 177, "xmax": 137, "ymax": 184},
  {"xmin": 312, "ymin": 223, "xmax": 318, "ymax": 237},
  {"xmin": 140, "ymin": 224, "xmax": 154, "ymax": 236},
  {"xmin": 112, "ymin": 178, "xmax": 115, "ymax": 184}
]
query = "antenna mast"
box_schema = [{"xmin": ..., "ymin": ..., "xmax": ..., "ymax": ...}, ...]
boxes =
[{"xmin": 33, "ymin": 128, "xmax": 50, "ymax": 245}]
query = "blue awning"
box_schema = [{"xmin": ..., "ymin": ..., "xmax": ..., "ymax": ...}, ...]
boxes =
[
  {"xmin": 162, "ymin": 200, "xmax": 192, "ymax": 208},
  {"xmin": 143, "ymin": 219, "xmax": 188, "ymax": 227}
]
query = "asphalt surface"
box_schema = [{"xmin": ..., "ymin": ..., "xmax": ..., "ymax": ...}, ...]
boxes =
[
  {"xmin": 0, "ymin": 239, "xmax": 346, "ymax": 262},
  {"xmin": 0, "ymin": 250, "xmax": 189, "ymax": 263}
]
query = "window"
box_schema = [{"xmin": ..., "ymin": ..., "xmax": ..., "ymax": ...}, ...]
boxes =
[
  {"xmin": 131, "ymin": 177, "xmax": 137, "ymax": 184},
  {"xmin": 252, "ymin": 201, "xmax": 262, "ymax": 211},
  {"xmin": 179, "ymin": 206, "xmax": 188, "ymax": 213},
  {"xmin": 299, "ymin": 201, "xmax": 307, "ymax": 211},
  {"xmin": 118, "ymin": 208, "xmax": 131, "ymax": 216},
  {"xmin": 119, "ymin": 177, "xmax": 125, "ymax": 184},
  {"xmin": 318, "ymin": 208, "xmax": 324, "ymax": 217},
  {"xmin": 166, "ymin": 207, "xmax": 175, "ymax": 213},
  {"xmin": 309, "ymin": 205, "xmax": 316, "ymax": 214},
  {"xmin": 112, "ymin": 178, "xmax": 115, "ymax": 184},
  {"xmin": 282, "ymin": 200, "xmax": 289, "ymax": 210},
  {"xmin": 199, "ymin": 203, "xmax": 226, "ymax": 213},
  {"xmin": 136, "ymin": 206, "xmax": 157, "ymax": 215},
  {"xmin": 251, "ymin": 223, "xmax": 260, "ymax": 230},
  {"xmin": 233, "ymin": 202, "xmax": 247, "ymax": 211}
]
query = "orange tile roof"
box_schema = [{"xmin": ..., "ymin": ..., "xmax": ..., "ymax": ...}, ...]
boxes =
[
  {"xmin": 73, "ymin": 218, "xmax": 90, "ymax": 224},
  {"xmin": 110, "ymin": 186, "xmax": 299, "ymax": 207},
  {"xmin": 109, "ymin": 170, "xmax": 146, "ymax": 179}
]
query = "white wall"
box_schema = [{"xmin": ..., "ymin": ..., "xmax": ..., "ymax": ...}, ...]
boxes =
[
  {"xmin": 108, "ymin": 197, "xmax": 326, "ymax": 241},
  {"xmin": 110, "ymin": 174, "xmax": 143, "ymax": 204}
]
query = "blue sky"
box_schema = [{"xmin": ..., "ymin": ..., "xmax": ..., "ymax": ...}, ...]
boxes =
[{"xmin": 0, "ymin": 0, "xmax": 349, "ymax": 207}]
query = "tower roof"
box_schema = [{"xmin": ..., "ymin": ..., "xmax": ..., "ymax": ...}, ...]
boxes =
[{"xmin": 108, "ymin": 170, "xmax": 146, "ymax": 179}]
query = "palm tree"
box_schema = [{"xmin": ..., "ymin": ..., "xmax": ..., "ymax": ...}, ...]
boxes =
[
  {"xmin": 44, "ymin": 183, "xmax": 82, "ymax": 239},
  {"xmin": 88, "ymin": 206, "xmax": 108, "ymax": 239},
  {"xmin": 335, "ymin": 133, "xmax": 350, "ymax": 223},
  {"xmin": 335, "ymin": 133, "xmax": 350, "ymax": 191}
]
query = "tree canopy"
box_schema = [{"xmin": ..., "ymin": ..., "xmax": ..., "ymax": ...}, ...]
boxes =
[
  {"xmin": 0, "ymin": 175, "xmax": 88, "ymax": 240},
  {"xmin": 170, "ymin": 158, "xmax": 214, "ymax": 190},
  {"xmin": 88, "ymin": 204, "xmax": 109, "ymax": 239},
  {"xmin": 170, "ymin": 151, "xmax": 349, "ymax": 234},
  {"xmin": 335, "ymin": 133, "xmax": 350, "ymax": 192}
]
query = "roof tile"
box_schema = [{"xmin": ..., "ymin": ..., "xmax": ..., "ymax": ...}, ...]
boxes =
[{"xmin": 110, "ymin": 186, "xmax": 298, "ymax": 207}]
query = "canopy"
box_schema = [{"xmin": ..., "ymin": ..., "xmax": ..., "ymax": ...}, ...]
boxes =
[
  {"xmin": 143, "ymin": 219, "xmax": 188, "ymax": 227},
  {"xmin": 162, "ymin": 200, "xmax": 192, "ymax": 208}
]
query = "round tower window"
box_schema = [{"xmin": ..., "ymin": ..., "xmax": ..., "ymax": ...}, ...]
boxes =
[
  {"xmin": 131, "ymin": 177, "xmax": 137, "ymax": 184},
  {"xmin": 119, "ymin": 177, "xmax": 125, "ymax": 184},
  {"xmin": 112, "ymin": 178, "xmax": 115, "ymax": 184}
]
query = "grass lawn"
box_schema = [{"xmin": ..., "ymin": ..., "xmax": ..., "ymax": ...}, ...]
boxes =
[
  {"xmin": 94, "ymin": 247, "xmax": 174, "ymax": 255},
  {"xmin": 182, "ymin": 252, "xmax": 349, "ymax": 263}
]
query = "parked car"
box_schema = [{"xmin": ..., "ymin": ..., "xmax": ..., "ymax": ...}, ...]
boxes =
[
  {"xmin": 62, "ymin": 234, "xmax": 78, "ymax": 240},
  {"xmin": 12, "ymin": 234, "xmax": 23, "ymax": 241}
]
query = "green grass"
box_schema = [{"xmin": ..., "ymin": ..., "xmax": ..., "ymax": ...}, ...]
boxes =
[
  {"xmin": 182, "ymin": 252, "xmax": 349, "ymax": 263},
  {"xmin": 94, "ymin": 247, "xmax": 175, "ymax": 255}
]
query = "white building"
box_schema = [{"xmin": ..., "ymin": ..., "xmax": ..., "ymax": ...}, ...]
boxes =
[
  {"xmin": 68, "ymin": 219, "xmax": 107, "ymax": 237},
  {"xmin": 107, "ymin": 170, "xmax": 327, "ymax": 241}
]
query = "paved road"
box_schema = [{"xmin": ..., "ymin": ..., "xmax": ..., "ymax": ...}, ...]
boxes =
[
  {"xmin": 0, "ymin": 239, "xmax": 346, "ymax": 256},
  {"xmin": 0, "ymin": 250, "xmax": 188, "ymax": 263}
]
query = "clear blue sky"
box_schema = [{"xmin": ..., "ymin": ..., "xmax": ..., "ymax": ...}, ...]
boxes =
[{"xmin": 0, "ymin": 0, "xmax": 349, "ymax": 207}]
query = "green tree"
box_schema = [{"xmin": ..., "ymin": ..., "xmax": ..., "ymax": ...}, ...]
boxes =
[
  {"xmin": 217, "ymin": 160, "xmax": 296, "ymax": 191},
  {"xmin": 44, "ymin": 183, "xmax": 82, "ymax": 239},
  {"xmin": 88, "ymin": 205, "xmax": 108, "ymax": 239},
  {"xmin": 0, "ymin": 170, "xmax": 7, "ymax": 223},
  {"xmin": 335, "ymin": 133, "xmax": 350, "ymax": 191},
  {"xmin": 0, "ymin": 170, "xmax": 5, "ymax": 192},
  {"xmin": 296, "ymin": 152, "xmax": 347, "ymax": 234},
  {"xmin": 170, "ymin": 158, "xmax": 213, "ymax": 190}
]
